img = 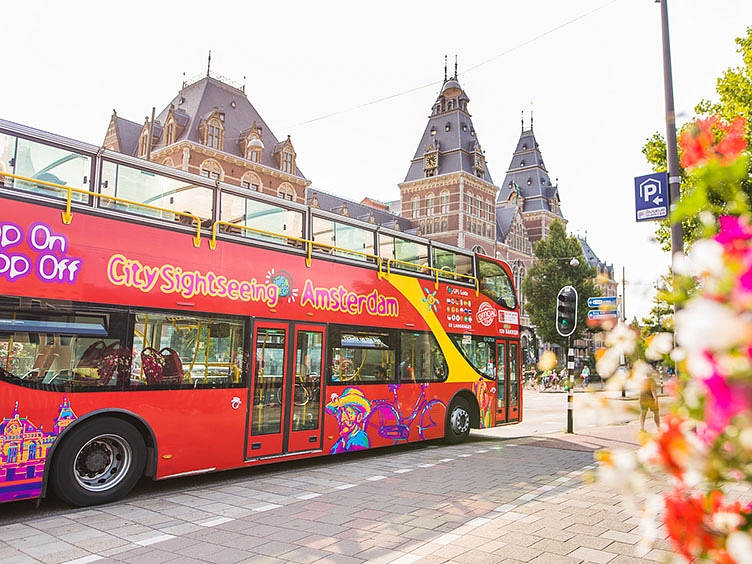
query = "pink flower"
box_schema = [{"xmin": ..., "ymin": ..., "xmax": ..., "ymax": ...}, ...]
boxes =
[
  {"xmin": 715, "ymin": 216, "xmax": 752, "ymax": 247},
  {"xmin": 702, "ymin": 372, "xmax": 752, "ymax": 438}
]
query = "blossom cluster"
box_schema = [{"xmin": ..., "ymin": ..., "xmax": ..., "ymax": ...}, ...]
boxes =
[{"xmin": 595, "ymin": 115, "xmax": 752, "ymax": 563}]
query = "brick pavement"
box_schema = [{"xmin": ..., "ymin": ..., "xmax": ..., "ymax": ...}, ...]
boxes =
[{"xmin": 0, "ymin": 392, "xmax": 703, "ymax": 564}]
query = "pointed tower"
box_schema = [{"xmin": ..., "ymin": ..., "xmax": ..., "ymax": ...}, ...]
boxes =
[
  {"xmin": 399, "ymin": 59, "xmax": 498, "ymax": 254},
  {"xmin": 497, "ymin": 113, "xmax": 565, "ymax": 243}
]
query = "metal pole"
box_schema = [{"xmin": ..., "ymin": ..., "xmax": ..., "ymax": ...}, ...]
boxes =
[
  {"xmin": 658, "ymin": 0, "xmax": 684, "ymax": 263},
  {"xmin": 566, "ymin": 336, "xmax": 574, "ymax": 433}
]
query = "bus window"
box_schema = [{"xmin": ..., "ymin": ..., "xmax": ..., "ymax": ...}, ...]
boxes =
[
  {"xmin": 432, "ymin": 247, "xmax": 473, "ymax": 282},
  {"xmin": 311, "ymin": 216, "xmax": 376, "ymax": 261},
  {"xmin": 0, "ymin": 310, "xmax": 129, "ymax": 388},
  {"xmin": 3, "ymin": 133, "xmax": 92, "ymax": 201},
  {"xmin": 449, "ymin": 334, "xmax": 497, "ymax": 379},
  {"xmin": 328, "ymin": 328, "xmax": 395, "ymax": 384},
  {"xmin": 478, "ymin": 257, "xmax": 516, "ymax": 309},
  {"xmin": 133, "ymin": 312, "xmax": 245, "ymax": 388},
  {"xmin": 100, "ymin": 160, "xmax": 214, "ymax": 223},
  {"xmin": 221, "ymin": 191, "xmax": 304, "ymax": 243},
  {"xmin": 380, "ymin": 234, "xmax": 428, "ymax": 273},
  {"xmin": 399, "ymin": 331, "xmax": 447, "ymax": 383}
]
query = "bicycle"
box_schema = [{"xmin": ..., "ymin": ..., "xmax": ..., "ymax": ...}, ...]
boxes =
[
  {"xmin": 365, "ymin": 383, "xmax": 446, "ymax": 443},
  {"xmin": 277, "ymin": 373, "xmax": 320, "ymax": 406}
]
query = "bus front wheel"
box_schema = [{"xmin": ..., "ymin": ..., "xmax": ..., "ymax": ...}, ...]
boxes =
[
  {"xmin": 445, "ymin": 397, "xmax": 471, "ymax": 444},
  {"xmin": 50, "ymin": 417, "xmax": 146, "ymax": 506}
]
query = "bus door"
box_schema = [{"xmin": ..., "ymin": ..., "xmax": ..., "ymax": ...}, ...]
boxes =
[
  {"xmin": 246, "ymin": 322, "xmax": 325, "ymax": 458},
  {"xmin": 495, "ymin": 339, "xmax": 521, "ymax": 424}
]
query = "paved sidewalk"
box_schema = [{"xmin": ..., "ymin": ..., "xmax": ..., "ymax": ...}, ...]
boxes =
[{"xmin": 0, "ymin": 393, "xmax": 701, "ymax": 564}]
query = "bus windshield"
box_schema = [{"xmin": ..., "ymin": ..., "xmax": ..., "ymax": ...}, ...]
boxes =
[{"xmin": 478, "ymin": 257, "xmax": 517, "ymax": 309}]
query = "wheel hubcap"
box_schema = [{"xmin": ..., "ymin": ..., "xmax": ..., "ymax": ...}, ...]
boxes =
[{"xmin": 74, "ymin": 434, "xmax": 132, "ymax": 492}]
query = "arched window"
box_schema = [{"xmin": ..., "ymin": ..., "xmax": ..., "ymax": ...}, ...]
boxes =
[
  {"xmin": 205, "ymin": 119, "xmax": 224, "ymax": 150},
  {"xmin": 277, "ymin": 182, "xmax": 295, "ymax": 201},
  {"xmin": 440, "ymin": 190, "xmax": 450, "ymax": 214},
  {"xmin": 426, "ymin": 193, "xmax": 435, "ymax": 215},
  {"xmin": 199, "ymin": 159, "xmax": 223, "ymax": 181},
  {"xmin": 241, "ymin": 171, "xmax": 261, "ymax": 192},
  {"xmin": 165, "ymin": 120, "xmax": 176, "ymax": 146},
  {"xmin": 411, "ymin": 196, "xmax": 420, "ymax": 219},
  {"xmin": 138, "ymin": 130, "xmax": 149, "ymax": 158},
  {"xmin": 281, "ymin": 150, "xmax": 294, "ymax": 174}
]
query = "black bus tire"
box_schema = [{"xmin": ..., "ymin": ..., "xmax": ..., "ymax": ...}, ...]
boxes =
[
  {"xmin": 445, "ymin": 397, "xmax": 471, "ymax": 444},
  {"xmin": 50, "ymin": 416, "xmax": 146, "ymax": 507}
]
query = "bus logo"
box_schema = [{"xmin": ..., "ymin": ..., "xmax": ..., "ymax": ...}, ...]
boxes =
[{"xmin": 476, "ymin": 302, "xmax": 495, "ymax": 326}]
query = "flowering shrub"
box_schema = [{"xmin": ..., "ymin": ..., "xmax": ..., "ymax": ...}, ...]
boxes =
[{"xmin": 596, "ymin": 115, "xmax": 752, "ymax": 563}]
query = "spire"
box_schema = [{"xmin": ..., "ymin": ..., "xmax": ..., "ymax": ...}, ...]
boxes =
[
  {"xmin": 444, "ymin": 55, "xmax": 448, "ymax": 82},
  {"xmin": 454, "ymin": 55, "xmax": 458, "ymax": 79},
  {"xmin": 531, "ymin": 110, "xmax": 534, "ymax": 131},
  {"xmin": 207, "ymin": 50, "xmax": 212, "ymax": 77},
  {"xmin": 521, "ymin": 110, "xmax": 524, "ymax": 132}
]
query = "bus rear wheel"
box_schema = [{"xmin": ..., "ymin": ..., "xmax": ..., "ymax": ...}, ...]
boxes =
[
  {"xmin": 50, "ymin": 417, "xmax": 146, "ymax": 507},
  {"xmin": 445, "ymin": 397, "xmax": 471, "ymax": 444}
]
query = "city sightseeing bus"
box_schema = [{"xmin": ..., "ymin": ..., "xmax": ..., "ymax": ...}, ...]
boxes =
[{"xmin": 0, "ymin": 118, "xmax": 521, "ymax": 507}]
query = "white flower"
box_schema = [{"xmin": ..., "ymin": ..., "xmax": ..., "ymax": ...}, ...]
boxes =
[
  {"xmin": 645, "ymin": 332, "xmax": 674, "ymax": 361},
  {"xmin": 675, "ymin": 298, "xmax": 750, "ymax": 351},
  {"xmin": 605, "ymin": 322, "xmax": 638, "ymax": 357},
  {"xmin": 675, "ymin": 238, "xmax": 724, "ymax": 277},
  {"xmin": 596, "ymin": 347, "xmax": 622, "ymax": 379},
  {"xmin": 727, "ymin": 531, "xmax": 752, "ymax": 564}
]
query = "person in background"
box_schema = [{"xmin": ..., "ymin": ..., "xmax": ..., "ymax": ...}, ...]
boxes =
[
  {"xmin": 581, "ymin": 365, "xmax": 590, "ymax": 388},
  {"xmin": 639, "ymin": 371, "xmax": 660, "ymax": 432}
]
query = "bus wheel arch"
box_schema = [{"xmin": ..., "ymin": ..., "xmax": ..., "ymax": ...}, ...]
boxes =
[
  {"xmin": 48, "ymin": 414, "xmax": 150, "ymax": 506},
  {"xmin": 444, "ymin": 390, "xmax": 478, "ymax": 444}
]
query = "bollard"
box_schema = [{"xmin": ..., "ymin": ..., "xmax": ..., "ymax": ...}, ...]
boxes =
[{"xmin": 567, "ymin": 389, "xmax": 574, "ymax": 433}]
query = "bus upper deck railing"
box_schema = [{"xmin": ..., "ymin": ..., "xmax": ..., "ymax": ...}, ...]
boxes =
[
  {"xmin": 0, "ymin": 170, "xmax": 203, "ymax": 247},
  {"xmin": 0, "ymin": 118, "xmax": 482, "ymax": 291}
]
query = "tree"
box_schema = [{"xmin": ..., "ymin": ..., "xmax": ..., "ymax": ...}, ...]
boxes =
[
  {"xmin": 640, "ymin": 273, "xmax": 674, "ymax": 335},
  {"xmin": 521, "ymin": 221, "xmax": 601, "ymax": 348},
  {"xmin": 643, "ymin": 26, "xmax": 752, "ymax": 251}
]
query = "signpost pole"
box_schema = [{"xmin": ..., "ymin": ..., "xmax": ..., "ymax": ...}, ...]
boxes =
[{"xmin": 566, "ymin": 336, "xmax": 574, "ymax": 434}]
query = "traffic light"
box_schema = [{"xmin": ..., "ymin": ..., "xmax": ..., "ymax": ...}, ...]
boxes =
[{"xmin": 556, "ymin": 285, "xmax": 578, "ymax": 337}]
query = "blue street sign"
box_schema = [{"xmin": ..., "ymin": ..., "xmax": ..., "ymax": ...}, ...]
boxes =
[
  {"xmin": 587, "ymin": 296, "xmax": 618, "ymax": 308},
  {"xmin": 634, "ymin": 172, "xmax": 669, "ymax": 222},
  {"xmin": 588, "ymin": 310, "xmax": 618, "ymax": 320}
]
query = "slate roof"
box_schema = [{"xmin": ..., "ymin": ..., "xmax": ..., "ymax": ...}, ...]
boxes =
[
  {"xmin": 578, "ymin": 236, "xmax": 614, "ymax": 278},
  {"xmin": 308, "ymin": 189, "xmax": 414, "ymax": 232},
  {"xmin": 497, "ymin": 127, "xmax": 562, "ymax": 217},
  {"xmin": 112, "ymin": 74, "xmax": 306, "ymax": 179},
  {"xmin": 112, "ymin": 115, "xmax": 142, "ymax": 156},
  {"xmin": 403, "ymin": 76, "xmax": 493, "ymax": 184},
  {"xmin": 495, "ymin": 206, "xmax": 518, "ymax": 244}
]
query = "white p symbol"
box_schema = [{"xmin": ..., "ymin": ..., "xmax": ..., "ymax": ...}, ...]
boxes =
[{"xmin": 641, "ymin": 181, "xmax": 657, "ymax": 202}]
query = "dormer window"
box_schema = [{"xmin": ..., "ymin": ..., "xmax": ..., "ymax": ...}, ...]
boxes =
[
  {"xmin": 138, "ymin": 130, "xmax": 150, "ymax": 158},
  {"xmin": 199, "ymin": 108, "xmax": 225, "ymax": 151},
  {"xmin": 207, "ymin": 123, "xmax": 221, "ymax": 149},
  {"xmin": 274, "ymin": 136, "xmax": 297, "ymax": 175},
  {"xmin": 165, "ymin": 120, "xmax": 176, "ymax": 146}
]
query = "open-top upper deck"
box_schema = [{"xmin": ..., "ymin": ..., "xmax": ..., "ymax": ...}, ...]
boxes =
[{"xmin": 0, "ymin": 118, "xmax": 520, "ymax": 310}]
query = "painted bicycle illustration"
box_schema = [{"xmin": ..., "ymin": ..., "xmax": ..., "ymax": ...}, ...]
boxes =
[{"xmin": 365, "ymin": 383, "xmax": 446, "ymax": 443}]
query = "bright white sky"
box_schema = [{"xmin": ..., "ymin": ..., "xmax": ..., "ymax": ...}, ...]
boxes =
[{"xmin": 4, "ymin": 1, "xmax": 751, "ymax": 320}]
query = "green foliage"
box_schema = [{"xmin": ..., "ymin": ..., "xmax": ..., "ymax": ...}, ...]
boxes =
[{"xmin": 521, "ymin": 221, "xmax": 601, "ymax": 347}]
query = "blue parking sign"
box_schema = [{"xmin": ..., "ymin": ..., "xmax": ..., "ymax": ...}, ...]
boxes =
[{"xmin": 634, "ymin": 172, "xmax": 669, "ymax": 222}]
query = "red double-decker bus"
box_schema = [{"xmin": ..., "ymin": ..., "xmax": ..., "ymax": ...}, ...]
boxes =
[{"xmin": 0, "ymin": 119, "xmax": 522, "ymax": 506}]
